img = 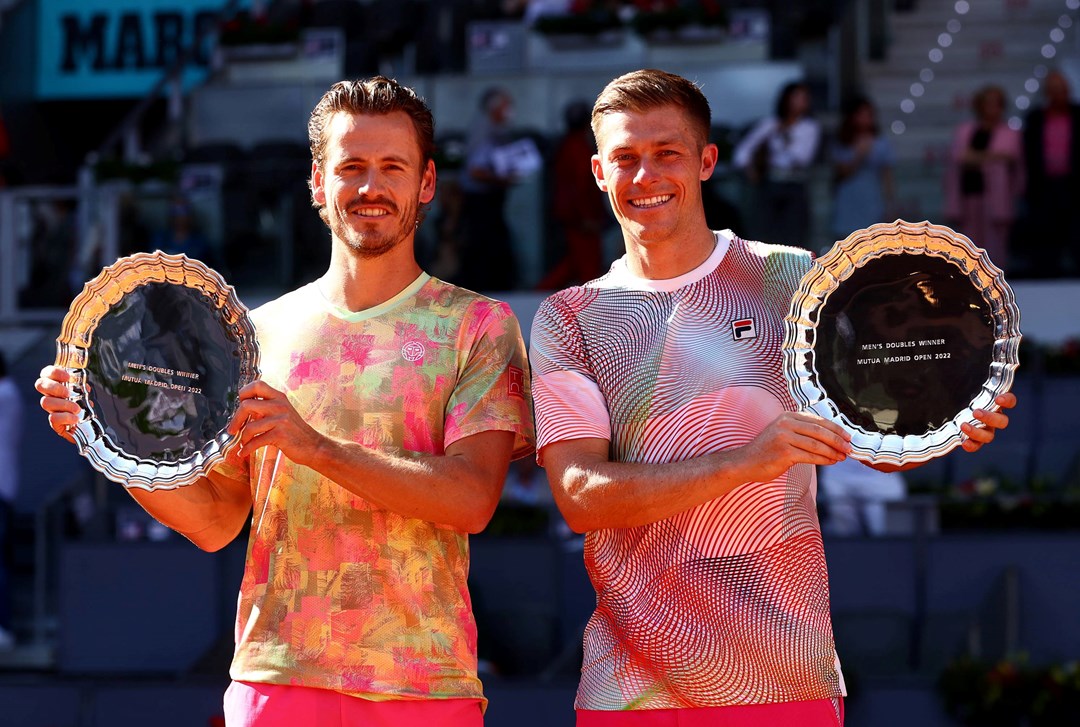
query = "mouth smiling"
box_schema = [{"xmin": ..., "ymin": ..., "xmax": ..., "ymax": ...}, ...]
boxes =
[
  {"xmin": 629, "ymin": 194, "xmax": 672, "ymax": 209},
  {"xmin": 348, "ymin": 201, "xmax": 395, "ymax": 218}
]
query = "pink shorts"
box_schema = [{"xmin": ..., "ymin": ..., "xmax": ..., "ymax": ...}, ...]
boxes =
[
  {"xmin": 577, "ymin": 698, "xmax": 843, "ymax": 727},
  {"xmin": 223, "ymin": 681, "xmax": 483, "ymax": 727}
]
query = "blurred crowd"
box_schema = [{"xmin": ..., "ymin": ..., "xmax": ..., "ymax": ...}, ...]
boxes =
[
  {"xmin": 6, "ymin": 47, "xmax": 1080, "ymax": 310},
  {"xmin": 732, "ymin": 70, "xmax": 1079, "ymax": 280}
]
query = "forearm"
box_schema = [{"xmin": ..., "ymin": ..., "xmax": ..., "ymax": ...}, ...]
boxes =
[
  {"xmin": 553, "ymin": 448, "xmax": 760, "ymax": 532},
  {"xmin": 733, "ymin": 120, "xmax": 771, "ymax": 168},
  {"xmin": 543, "ymin": 413, "xmax": 852, "ymax": 533},
  {"xmin": 306, "ymin": 435, "xmax": 510, "ymax": 534},
  {"xmin": 124, "ymin": 470, "xmax": 252, "ymax": 551}
]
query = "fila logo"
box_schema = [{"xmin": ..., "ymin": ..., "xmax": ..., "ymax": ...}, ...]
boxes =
[{"xmin": 732, "ymin": 318, "xmax": 757, "ymax": 341}]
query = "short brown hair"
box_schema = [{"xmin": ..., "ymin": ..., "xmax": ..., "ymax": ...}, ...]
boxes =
[
  {"xmin": 308, "ymin": 76, "xmax": 435, "ymax": 165},
  {"xmin": 592, "ymin": 69, "xmax": 711, "ymax": 146}
]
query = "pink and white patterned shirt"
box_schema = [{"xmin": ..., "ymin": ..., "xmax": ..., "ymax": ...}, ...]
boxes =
[{"xmin": 531, "ymin": 231, "xmax": 844, "ymax": 711}]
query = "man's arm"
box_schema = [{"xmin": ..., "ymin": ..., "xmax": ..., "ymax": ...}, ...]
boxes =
[
  {"xmin": 541, "ymin": 411, "xmax": 852, "ymax": 533},
  {"xmin": 124, "ymin": 469, "xmax": 252, "ymax": 551},
  {"xmin": 543, "ymin": 393, "xmax": 1016, "ymax": 532},
  {"xmin": 732, "ymin": 118, "xmax": 772, "ymax": 170},
  {"xmin": 35, "ymin": 365, "xmax": 253, "ymax": 552},
  {"xmin": 228, "ymin": 380, "xmax": 514, "ymax": 534}
]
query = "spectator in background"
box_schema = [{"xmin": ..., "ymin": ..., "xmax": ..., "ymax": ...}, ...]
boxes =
[
  {"xmin": 818, "ymin": 458, "xmax": 906, "ymax": 538},
  {"xmin": 944, "ymin": 85, "xmax": 1023, "ymax": 271},
  {"xmin": 733, "ymin": 80, "xmax": 821, "ymax": 249},
  {"xmin": 523, "ymin": 0, "xmax": 572, "ymax": 25},
  {"xmin": 829, "ymin": 95, "xmax": 895, "ymax": 243},
  {"xmin": 536, "ymin": 99, "xmax": 608, "ymax": 290},
  {"xmin": 152, "ymin": 197, "xmax": 211, "ymax": 262},
  {"xmin": 0, "ymin": 351, "xmax": 21, "ymax": 649},
  {"xmin": 1022, "ymin": 69, "xmax": 1080, "ymax": 278},
  {"xmin": 458, "ymin": 87, "xmax": 520, "ymax": 291}
]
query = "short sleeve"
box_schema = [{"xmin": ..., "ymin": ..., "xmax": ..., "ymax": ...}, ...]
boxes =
[
  {"xmin": 732, "ymin": 117, "xmax": 774, "ymax": 169},
  {"xmin": 529, "ymin": 294, "xmax": 611, "ymax": 461},
  {"xmin": 444, "ymin": 300, "xmax": 535, "ymax": 460}
]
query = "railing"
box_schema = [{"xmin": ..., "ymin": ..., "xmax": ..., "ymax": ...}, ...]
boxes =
[
  {"xmin": 90, "ymin": 0, "xmax": 243, "ymax": 166},
  {"xmin": 0, "ymin": 184, "xmax": 121, "ymax": 324},
  {"xmin": 31, "ymin": 473, "xmax": 89, "ymax": 651}
]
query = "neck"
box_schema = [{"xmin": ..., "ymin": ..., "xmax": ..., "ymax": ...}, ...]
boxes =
[
  {"xmin": 319, "ymin": 237, "xmax": 423, "ymax": 312},
  {"xmin": 623, "ymin": 225, "xmax": 716, "ymax": 280}
]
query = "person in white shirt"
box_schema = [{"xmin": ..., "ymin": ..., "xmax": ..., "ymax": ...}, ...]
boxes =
[
  {"xmin": 733, "ymin": 81, "xmax": 821, "ymax": 250},
  {"xmin": 818, "ymin": 458, "xmax": 906, "ymax": 537}
]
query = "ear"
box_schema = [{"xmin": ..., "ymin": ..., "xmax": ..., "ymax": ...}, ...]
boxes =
[
  {"xmin": 591, "ymin": 154, "xmax": 608, "ymax": 192},
  {"xmin": 699, "ymin": 143, "xmax": 719, "ymax": 182},
  {"xmin": 311, "ymin": 161, "xmax": 326, "ymax": 206},
  {"xmin": 419, "ymin": 159, "xmax": 436, "ymax": 205}
]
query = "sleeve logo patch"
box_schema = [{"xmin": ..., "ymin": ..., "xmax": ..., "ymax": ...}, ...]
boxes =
[
  {"xmin": 732, "ymin": 318, "xmax": 757, "ymax": 341},
  {"xmin": 507, "ymin": 365, "xmax": 525, "ymax": 399}
]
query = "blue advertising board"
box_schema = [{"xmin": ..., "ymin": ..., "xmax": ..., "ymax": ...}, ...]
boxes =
[{"xmin": 37, "ymin": 0, "xmax": 249, "ymax": 99}]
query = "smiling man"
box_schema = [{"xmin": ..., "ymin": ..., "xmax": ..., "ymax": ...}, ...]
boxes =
[
  {"xmin": 529, "ymin": 69, "xmax": 1014, "ymax": 727},
  {"xmin": 37, "ymin": 77, "xmax": 534, "ymax": 727}
]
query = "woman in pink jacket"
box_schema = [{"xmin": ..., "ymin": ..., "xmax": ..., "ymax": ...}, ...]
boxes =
[{"xmin": 944, "ymin": 85, "xmax": 1024, "ymax": 269}]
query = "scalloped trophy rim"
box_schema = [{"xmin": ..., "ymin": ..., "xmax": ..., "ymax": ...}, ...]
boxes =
[
  {"xmin": 55, "ymin": 251, "xmax": 261, "ymax": 491},
  {"xmin": 782, "ymin": 219, "xmax": 1022, "ymax": 467}
]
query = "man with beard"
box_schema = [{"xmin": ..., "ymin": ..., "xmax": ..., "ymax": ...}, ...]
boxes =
[{"xmin": 36, "ymin": 77, "xmax": 534, "ymax": 726}]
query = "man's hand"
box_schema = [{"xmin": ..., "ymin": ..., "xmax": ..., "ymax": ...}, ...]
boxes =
[
  {"xmin": 227, "ymin": 380, "xmax": 325, "ymax": 466},
  {"xmin": 736, "ymin": 411, "xmax": 852, "ymax": 483},
  {"xmin": 870, "ymin": 392, "xmax": 1017, "ymax": 473},
  {"xmin": 960, "ymin": 392, "xmax": 1016, "ymax": 453},
  {"xmin": 35, "ymin": 365, "xmax": 80, "ymax": 443}
]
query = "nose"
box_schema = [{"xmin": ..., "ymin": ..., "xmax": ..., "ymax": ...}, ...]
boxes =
[
  {"xmin": 633, "ymin": 156, "xmax": 658, "ymax": 186},
  {"xmin": 356, "ymin": 169, "xmax": 384, "ymax": 196}
]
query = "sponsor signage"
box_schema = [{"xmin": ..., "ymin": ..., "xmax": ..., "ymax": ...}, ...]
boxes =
[{"xmin": 37, "ymin": 0, "xmax": 248, "ymax": 99}]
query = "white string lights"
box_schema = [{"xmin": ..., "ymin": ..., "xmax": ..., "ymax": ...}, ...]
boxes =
[{"xmin": 890, "ymin": 0, "xmax": 1078, "ymax": 137}]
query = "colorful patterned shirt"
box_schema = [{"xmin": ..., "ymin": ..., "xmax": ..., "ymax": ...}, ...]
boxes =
[
  {"xmin": 530, "ymin": 231, "xmax": 845, "ymax": 710},
  {"xmin": 221, "ymin": 273, "xmax": 534, "ymax": 703}
]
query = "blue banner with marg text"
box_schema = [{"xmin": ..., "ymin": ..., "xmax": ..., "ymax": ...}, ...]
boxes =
[{"xmin": 37, "ymin": 0, "xmax": 249, "ymax": 99}]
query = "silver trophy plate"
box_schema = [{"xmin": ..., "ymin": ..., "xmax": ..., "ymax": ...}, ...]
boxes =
[
  {"xmin": 783, "ymin": 220, "xmax": 1021, "ymax": 466},
  {"xmin": 55, "ymin": 252, "xmax": 260, "ymax": 490}
]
